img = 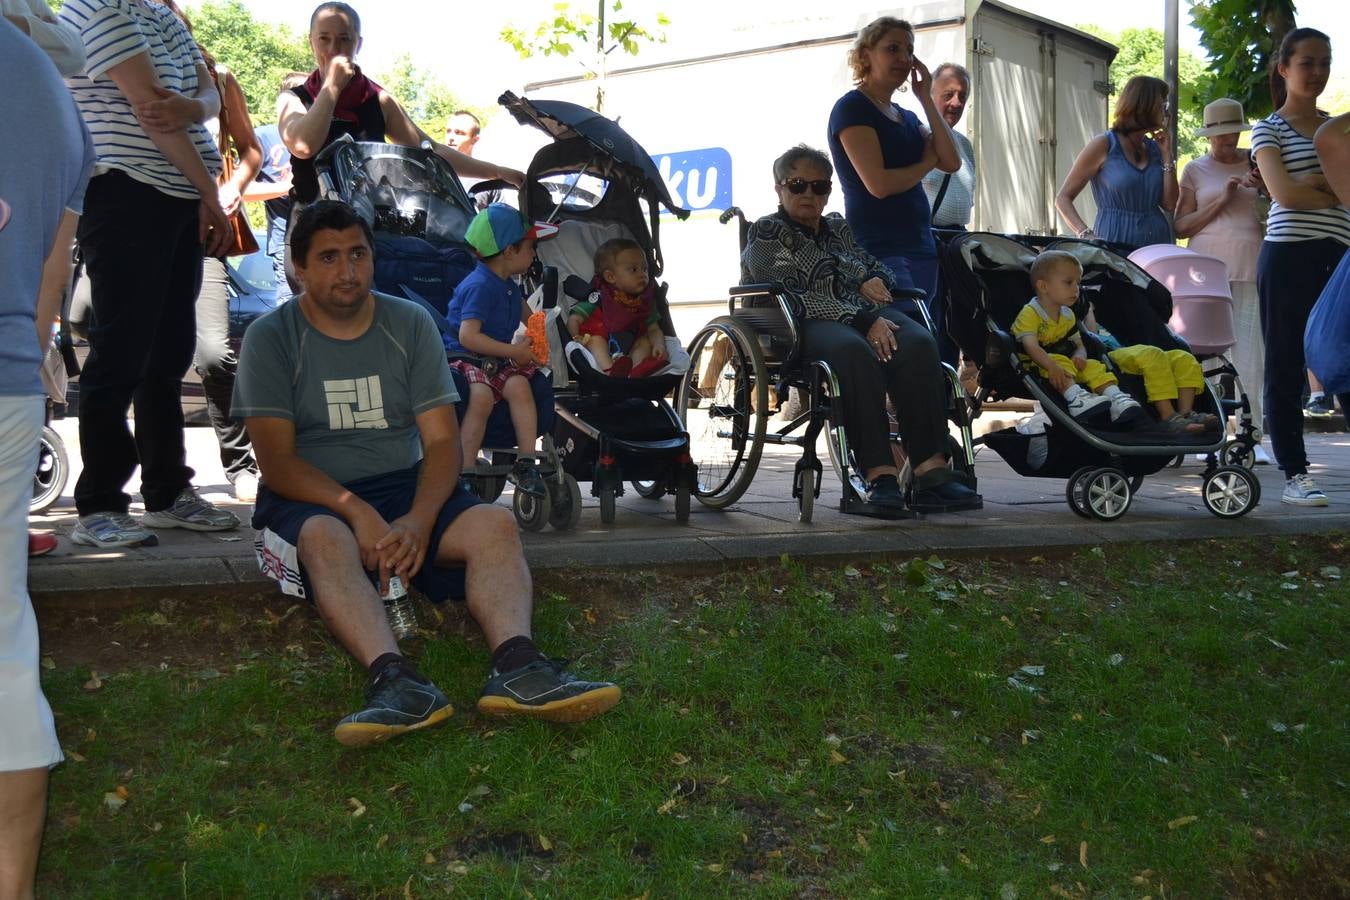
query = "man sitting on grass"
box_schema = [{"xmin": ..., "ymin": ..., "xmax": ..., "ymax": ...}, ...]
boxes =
[{"xmin": 232, "ymin": 200, "xmax": 620, "ymax": 747}]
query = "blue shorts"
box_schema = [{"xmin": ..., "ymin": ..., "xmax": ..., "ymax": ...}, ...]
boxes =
[{"xmin": 251, "ymin": 462, "xmax": 483, "ymax": 603}]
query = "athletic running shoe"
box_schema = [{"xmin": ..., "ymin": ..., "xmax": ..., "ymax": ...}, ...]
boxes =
[
  {"xmin": 1066, "ymin": 391, "xmax": 1110, "ymax": 420},
  {"xmin": 334, "ymin": 667, "xmax": 453, "ymax": 747},
  {"xmin": 477, "ymin": 658, "xmax": 621, "ymax": 723},
  {"xmin": 140, "ymin": 488, "xmax": 239, "ymax": 532},
  {"xmin": 1281, "ymin": 473, "xmax": 1329, "ymax": 507},
  {"xmin": 1108, "ymin": 394, "xmax": 1148, "ymax": 427},
  {"xmin": 71, "ymin": 512, "xmax": 159, "ymax": 548},
  {"xmin": 28, "ymin": 532, "xmax": 58, "ymax": 557},
  {"xmin": 1304, "ymin": 395, "xmax": 1335, "ymax": 417}
]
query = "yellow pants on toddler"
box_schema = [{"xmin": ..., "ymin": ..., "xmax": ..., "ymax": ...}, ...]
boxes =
[
  {"xmin": 1107, "ymin": 345, "xmax": 1203, "ymax": 401},
  {"xmin": 1026, "ymin": 353, "xmax": 1118, "ymax": 392}
]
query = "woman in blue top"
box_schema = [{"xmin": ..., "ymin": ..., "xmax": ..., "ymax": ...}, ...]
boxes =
[
  {"xmin": 1055, "ymin": 76, "xmax": 1177, "ymax": 250},
  {"xmin": 828, "ymin": 16, "xmax": 960, "ymax": 308}
]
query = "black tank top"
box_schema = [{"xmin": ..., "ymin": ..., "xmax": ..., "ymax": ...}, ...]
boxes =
[{"xmin": 288, "ymin": 83, "xmax": 387, "ymax": 203}]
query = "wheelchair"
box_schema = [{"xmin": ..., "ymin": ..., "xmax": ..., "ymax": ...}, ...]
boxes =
[{"xmin": 676, "ymin": 209, "xmax": 978, "ymax": 523}]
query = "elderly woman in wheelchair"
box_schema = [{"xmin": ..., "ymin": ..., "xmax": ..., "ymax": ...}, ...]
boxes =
[{"xmin": 738, "ymin": 145, "xmax": 982, "ymax": 517}]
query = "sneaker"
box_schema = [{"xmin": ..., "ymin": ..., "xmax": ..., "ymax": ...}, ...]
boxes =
[
  {"xmin": 509, "ymin": 458, "xmax": 547, "ymax": 498},
  {"xmin": 1304, "ymin": 395, "xmax": 1335, "ymax": 417},
  {"xmin": 334, "ymin": 666, "xmax": 454, "ymax": 747},
  {"xmin": 71, "ymin": 512, "xmax": 159, "ymax": 548},
  {"xmin": 140, "ymin": 488, "xmax": 240, "ymax": 532},
  {"xmin": 28, "ymin": 532, "xmax": 58, "ymax": 557},
  {"xmin": 1282, "ymin": 473, "xmax": 1329, "ymax": 507},
  {"xmin": 477, "ymin": 657, "xmax": 621, "ymax": 723},
  {"xmin": 1254, "ymin": 444, "xmax": 1272, "ymax": 466},
  {"xmin": 1066, "ymin": 391, "xmax": 1111, "ymax": 421},
  {"xmin": 1108, "ymin": 394, "xmax": 1148, "ymax": 427},
  {"xmin": 910, "ymin": 470, "xmax": 983, "ymax": 513},
  {"xmin": 233, "ymin": 471, "xmax": 259, "ymax": 503}
]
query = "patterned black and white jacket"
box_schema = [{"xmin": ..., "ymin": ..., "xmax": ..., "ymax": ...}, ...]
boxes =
[{"xmin": 739, "ymin": 208, "xmax": 899, "ymax": 334}]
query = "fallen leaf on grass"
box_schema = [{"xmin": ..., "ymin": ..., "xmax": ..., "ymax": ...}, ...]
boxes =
[
  {"xmin": 829, "ymin": 750, "xmax": 848, "ymax": 765},
  {"xmin": 83, "ymin": 672, "xmax": 103, "ymax": 692},
  {"xmin": 1079, "ymin": 841, "xmax": 1088, "ymax": 868},
  {"xmin": 65, "ymin": 748, "xmax": 87, "ymax": 763},
  {"xmin": 1040, "ymin": 834, "xmax": 1056, "ymax": 844},
  {"xmin": 103, "ymin": 792, "xmax": 126, "ymax": 812},
  {"xmin": 844, "ymin": 566, "xmax": 860, "ymax": 578},
  {"xmin": 41, "ymin": 656, "xmax": 55, "ymax": 670},
  {"xmin": 670, "ymin": 752, "xmax": 691, "ymax": 766},
  {"xmin": 706, "ymin": 863, "xmax": 723, "ymax": 873},
  {"xmin": 538, "ymin": 833, "xmax": 552, "ymax": 851},
  {"xmin": 856, "ymin": 831, "xmax": 870, "ymax": 851},
  {"xmin": 1167, "ymin": 815, "xmax": 1198, "ymax": 830},
  {"xmin": 423, "ymin": 852, "xmax": 435, "ymax": 864},
  {"xmin": 347, "ymin": 797, "xmax": 366, "ymax": 818}
]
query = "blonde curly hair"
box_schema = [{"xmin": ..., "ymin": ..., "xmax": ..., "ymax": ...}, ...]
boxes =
[{"xmin": 847, "ymin": 16, "xmax": 914, "ymax": 86}]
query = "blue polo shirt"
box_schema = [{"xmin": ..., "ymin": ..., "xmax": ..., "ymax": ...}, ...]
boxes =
[
  {"xmin": 827, "ymin": 89, "xmax": 936, "ymax": 260},
  {"xmin": 444, "ymin": 261, "xmax": 522, "ymax": 353}
]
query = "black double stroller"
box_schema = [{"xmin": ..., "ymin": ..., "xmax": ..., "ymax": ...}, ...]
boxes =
[
  {"xmin": 312, "ymin": 136, "xmax": 572, "ymax": 530},
  {"xmin": 939, "ymin": 231, "xmax": 1261, "ymax": 520}
]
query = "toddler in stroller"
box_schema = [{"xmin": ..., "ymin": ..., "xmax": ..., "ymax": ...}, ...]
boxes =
[
  {"xmin": 568, "ymin": 238, "xmax": 667, "ymax": 378},
  {"xmin": 447, "ymin": 204, "xmax": 560, "ymax": 498}
]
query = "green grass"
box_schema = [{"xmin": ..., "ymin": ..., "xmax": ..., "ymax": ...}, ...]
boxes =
[{"xmin": 36, "ymin": 537, "xmax": 1349, "ymax": 897}]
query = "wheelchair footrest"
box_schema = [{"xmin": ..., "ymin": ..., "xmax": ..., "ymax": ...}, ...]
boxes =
[{"xmin": 839, "ymin": 494, "xmax": 918, "ymax": 520}]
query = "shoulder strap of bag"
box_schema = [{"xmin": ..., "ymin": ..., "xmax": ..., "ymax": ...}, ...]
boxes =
[
  {"xmin": 212, "ymin": 64, "xmax": 235, "ymax": 185},
  {"xmin": 931, "ymin": 173, "xmax": 952, "ymax": 221}
]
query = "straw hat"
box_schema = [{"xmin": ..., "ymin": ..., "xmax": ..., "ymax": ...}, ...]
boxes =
[{"xmin": 1194, "ymin": 98, "xmax": 1252, "ymax": 137}]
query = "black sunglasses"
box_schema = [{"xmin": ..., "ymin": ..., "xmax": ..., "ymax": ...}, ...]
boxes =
[{"xmin": 780, "ymin": 177, "xmax": 832, "ymax": 196}]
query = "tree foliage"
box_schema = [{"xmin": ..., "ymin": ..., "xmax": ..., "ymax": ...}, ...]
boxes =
[
  {"xmin": 1190, "ymin": 0, "xmax": 1296, "ymax": 120},
  {"xmin": 1076, "ymin": 25, "xmax": 1210, "ymax": 159},
  {"xmin": 377, "ymin": 53, "xmax": 469, "ymax": 139},
  {"xmin": 502, "ymin": 1, "xmax": 669, "ymax": 110},
  {"xmin": 184, "ymin": 0, "xmax": 312, "ymax": 124}
]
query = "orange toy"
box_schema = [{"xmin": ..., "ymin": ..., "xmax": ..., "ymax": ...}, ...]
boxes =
[{"xmin": 526, "ymin": 311, "xmax": 549, "ymax": 364}]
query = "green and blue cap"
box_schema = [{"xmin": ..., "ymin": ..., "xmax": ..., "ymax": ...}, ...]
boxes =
[{"xmin": 464, "ymin": 203, "xmax": 559, "ymax": 258}]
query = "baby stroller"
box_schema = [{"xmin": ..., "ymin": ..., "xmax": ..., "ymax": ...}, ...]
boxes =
[
  {"xmin": 940, "ymin": 231, "xmax": 1260, "ymax": 520},
  {"xmin": 1129, "ymin": 244, "xmax": 1261, "ymax": 467},
  {"xmin": 497, "ymin": 91, "xmax": 697, "ymax": 524},
  {"xmin": 312, "ymin": 136, "xmax": 580, "ymax": 531}
]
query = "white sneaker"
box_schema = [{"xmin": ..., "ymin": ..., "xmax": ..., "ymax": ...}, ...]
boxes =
[
  {"xmin": 1253, "ymin": 444, "xmax": 1271, "ymax": 466},
  {"xmin": 1109, "ymin": 394, "xmax": 1147, "ymax": 426},
  {"xmin": 71, "ymin": 512, "xmax": 159, "ymax": 548},
  {"xmin": 233, "ymin": 471, "xmax": 259, "ymax": 503},
  {"xmin": 1067, "ymin": 391, "xmax": 1111, "ymax": 420},
  {"xmin": 1282, "ymin": 473, "xmax": 1329, "ymax": 507},
  {"xmin": 140, "ymin": 488, "xmax": 241, "ymax": 531}
]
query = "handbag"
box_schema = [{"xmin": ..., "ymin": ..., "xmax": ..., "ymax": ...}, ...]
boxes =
[{"xmin": 213, "ymin": 66, "xmax": 259, "ymax": 257}]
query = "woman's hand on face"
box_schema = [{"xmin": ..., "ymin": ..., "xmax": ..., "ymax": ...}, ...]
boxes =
[
  {"xmin": 910, "ymin": 56, "xmax": 933, "ymax": 98},
  {"xmin": 860, "ymin": 277, "xmax": 891, "ymax": 305},
  {"xmin": 1151, "ymin": 123, "xmax": 1173, "ymax": 159},
  {"xmin": 324, "ymin": 55, "xmax": 356, "ymax": 93},
  {"xmin": 867, "ymin": 318, "xmax": 899, "ymax": 361},
  {"xmin": 134, "ymin": 85, "xmax": 200, "ymax": 133},
  {"xmin": 217, "ymin": 181, "xmax": 243, "ymax": 217}
]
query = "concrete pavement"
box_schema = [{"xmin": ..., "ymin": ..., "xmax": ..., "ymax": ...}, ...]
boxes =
[{"xmin": 27, "ymin": 415, "xmax": 1350, "ymax": 596}]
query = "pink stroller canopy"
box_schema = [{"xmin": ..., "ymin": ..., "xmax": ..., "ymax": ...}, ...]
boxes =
[{"xmin": 1129, "ymin": 244, "xmax": 1236, "ymax": 355}]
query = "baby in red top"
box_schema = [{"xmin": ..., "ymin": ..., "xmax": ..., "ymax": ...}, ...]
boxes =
[{"xmin": 568, "ymin": 238, "xmax": 667, "ymax": 377}]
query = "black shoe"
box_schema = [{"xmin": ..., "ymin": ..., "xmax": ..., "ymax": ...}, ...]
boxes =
[
  {"xmin": 477, "ymin": 658, "xmax": 621, "ymax": 723},
  {"xmin": 334, "ymin": 667, "xmax": 453, "ymax": 748},
  {"xmin": 510, "ymin": 458, "xmax": 547, "ymax": 498},
  {"xmin": 910, "ymin": 469, "xmax": 983, "ymax": 513},
  {"xmin": 844, "ymin": 474, "xmax": 916, "ymax": 519}
]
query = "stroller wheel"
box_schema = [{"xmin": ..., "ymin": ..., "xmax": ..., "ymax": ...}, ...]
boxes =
[
  {"xmin": 1219, "ymin": 440, "xmax": 1256, "ymax": 470},
  {"xmin": 598, "ymin": 484, "xmax": 618, "ymax": 525},
  {"xmin": 674, "ymin": 481, "xmax": 691, "ymax": 524},
  {"xmin": 32, "ymin": 425, "xmax": 68, "ymax": 515},
  {"xmin": 513, "ymin": 486, "xmax": 553, "ymax": 533},
  {"xmin": 631, "ymin": 479, "xmax": 667, "ymax": 500},
  {"xmin": 547, "ymin": 474, "xmax": 583, "ymax": 531},
  {"xmin": 1080, "ymin": 467, "xmax": 1132, "ymax": 521},
  {"xmin": 1202, "ymin": 465, "xmax": 1260, "ymax": 518},
  {"xmin": 1065, "ymin": 466, "xmax": 1096, "ymax": 519}
]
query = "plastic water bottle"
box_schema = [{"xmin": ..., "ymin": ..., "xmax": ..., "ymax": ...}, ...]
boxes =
[{"xmin": 381, "ymin": 575, "xmax": 418, "ymax": 640}]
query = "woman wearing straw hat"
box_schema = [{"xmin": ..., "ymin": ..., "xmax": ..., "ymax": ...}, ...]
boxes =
[{"xmin": 1175, "ymin": 97, "xmax": 1269, "ymax": 463}]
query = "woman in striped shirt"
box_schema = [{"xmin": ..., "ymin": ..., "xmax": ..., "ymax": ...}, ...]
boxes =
[
  {"xmin": 59, "ymin": 0, "xmax": 242, "ymax": 547},
  {"xmin": 1252, "ymin": 27, "xmax": 1348, "ymax": 507}
]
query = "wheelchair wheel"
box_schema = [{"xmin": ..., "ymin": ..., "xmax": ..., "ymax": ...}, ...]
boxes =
[
  {"xmin": 796, "ymin": 463, "xmax": 815, "ymax": 524},
  {"xmin": 1202, "ymin": 465, "xmax": 1259, "ymax": 518},
  {"xmin": 513, "ymin": 487, "xmax": 552, "ymax": 533},
  {"xmin": 32, "ymin": 425, "xmax": 67, "ymax": 515},
  {"xmin": 677, "ymin": 317, "xmax": 767, "ymax": 509},
  {"xmin": 548, "ymin": 474, "xmax": 583, "ymax": 531},
  {"xmin": 631, "ymin": 480, "xmax": 667, "ymax": 500}
]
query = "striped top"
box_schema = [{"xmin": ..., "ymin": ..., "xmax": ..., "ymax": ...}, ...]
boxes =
[
  {"xmin": 1251, "ymin": 113, "xmax": 1350, "ymax": 245},
  {"xmin": 922, "ymin": 130, "xmax": 977, "ymax": 227},
  {"xmin": 59, "ymin": 0, "xmax": 220, "ymax": 199}
]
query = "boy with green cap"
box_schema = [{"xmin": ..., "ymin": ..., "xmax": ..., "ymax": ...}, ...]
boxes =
[{"xmin": 447, "ymin": 203, "xmax": 559, "ymax": 496}]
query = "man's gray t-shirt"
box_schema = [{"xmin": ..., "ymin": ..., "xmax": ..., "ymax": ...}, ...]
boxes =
[{"xmin": 232, "ymin": 293, "xmax": 458, "ymax": 485}]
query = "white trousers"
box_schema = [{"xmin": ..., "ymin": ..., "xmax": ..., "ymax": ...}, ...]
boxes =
[
  {"xmin": 0, "ymin": 395, "xmax": 61, "ymax": 771},
  {"xmin": 1229, "ymin": 280, "xmax": 1264, "ymax": 432}
]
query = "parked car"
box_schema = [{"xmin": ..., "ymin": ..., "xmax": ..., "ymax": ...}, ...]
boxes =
[{"xmin": 61, "ymin": 233, "xmax": 280, "ymax": 422}]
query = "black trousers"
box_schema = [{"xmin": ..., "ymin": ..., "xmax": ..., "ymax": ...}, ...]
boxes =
[
  {"xmin": 75, "ymin": 172, "xmax": 202, "ymax": 514},
  {"xmin": 1257, "ymin": 237, "xmax": 1348, "ymax": 477},
  {"xmin": 193, "ymin": 255, "xmax": 256, "ymax": 482},
  {"xmin": 802, "ymin": 307, "xmax": 946, "ymax": 473}
]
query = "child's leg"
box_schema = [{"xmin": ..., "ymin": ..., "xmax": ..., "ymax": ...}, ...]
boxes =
[
  {"xmin": 1079, "ymin": 360, "xmax": 1118, "ymax": 394},
  {"xmin": 1108, "ymin": 345, "xmax": 1176, "ymax": 407},
  {"xmin": 1165, "ymin": 350, "xmax": 1205, "ymax": 414},
  {"xmin": 580, "ymin": 334, "xmax": 614, "ymax": 370},
  {"xmin": 500, "ymin": 374, "xmax": 539, "ymax": 455},
  {"xmin": 628, "ymin": 333, "xmax": 652, "ymax": 364},
  {"xmin": 459, "ymin": 382, "xmax": 494, "ymax": 463}
]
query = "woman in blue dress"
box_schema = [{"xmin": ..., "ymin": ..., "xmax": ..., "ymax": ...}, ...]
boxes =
[
  {"xmin": 1055, "ymin": 76, "xmax": 1177, "ymax": 250},
  {"xmin": 827, "ymin": 16, "xmax": 961, "ymax": 310}
]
